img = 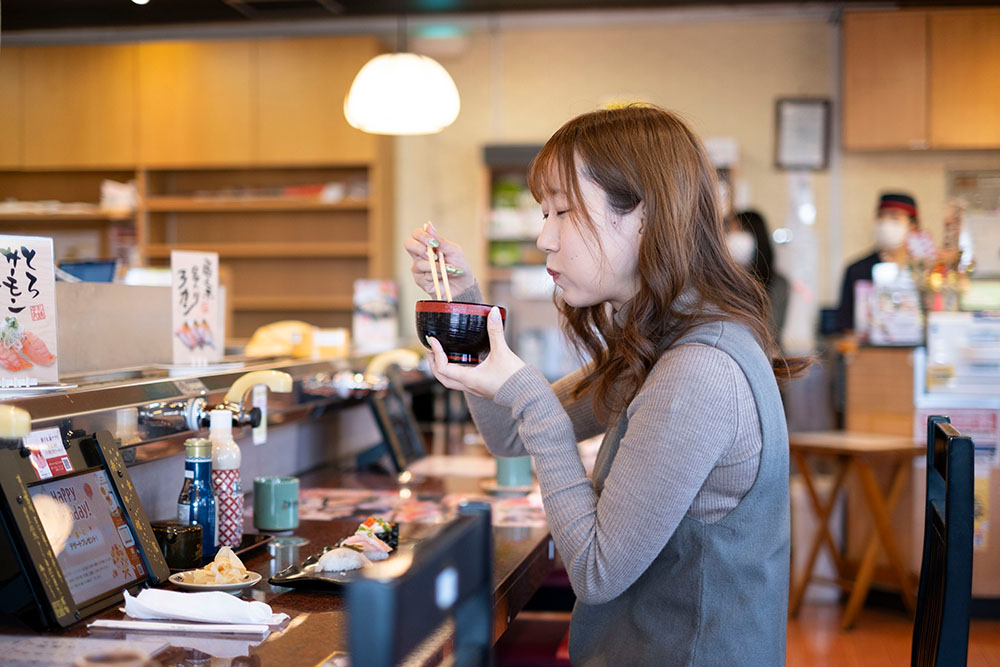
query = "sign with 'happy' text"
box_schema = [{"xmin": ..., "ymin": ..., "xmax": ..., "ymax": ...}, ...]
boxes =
[{"xmin": 0, "ymin": 236, "xmax": 58, "ymax": 386}]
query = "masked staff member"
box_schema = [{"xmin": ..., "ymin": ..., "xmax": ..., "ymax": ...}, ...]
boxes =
[
  {"xmin": 727, "ymin": 210, "xmax": 790, "ymax": 345},
  {"xmin": 834, "ymin": 192, "xmax": 918, "ymax": 333}
]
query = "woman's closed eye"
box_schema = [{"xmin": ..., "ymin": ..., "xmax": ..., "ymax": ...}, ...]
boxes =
[{"xmin": 542, "ymin": 209, "xmax": 570, "ymax": 220}]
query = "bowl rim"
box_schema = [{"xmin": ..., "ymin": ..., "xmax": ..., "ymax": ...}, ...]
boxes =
[{"xmin": 416, "ymin": 300, "xmax": 506, "ymax": 317}]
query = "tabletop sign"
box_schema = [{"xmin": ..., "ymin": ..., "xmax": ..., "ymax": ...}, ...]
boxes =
[
  {"xmin": 170, "ymin": 251, "xmax": 221, "ymax": 365},
  {"xmin": 0, "ymin": 430, "xmax": 169, "ymax": 629},
  {"xmin": 0, "ymin": 235, "xmax": 58, "ymax": 386},
  {"xmin": 24, "ymin": 426, "xmax": 73, "ymax": 481}
]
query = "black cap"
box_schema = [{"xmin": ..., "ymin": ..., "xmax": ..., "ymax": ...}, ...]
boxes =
[{"xmin": 877, "ymin": 192, "xmax": 918, "ymax": 221}]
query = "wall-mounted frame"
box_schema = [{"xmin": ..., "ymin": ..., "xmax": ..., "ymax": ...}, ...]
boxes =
[{"xmin": 774, "ymin": 98, "xmax": 830, "ymax": 170}]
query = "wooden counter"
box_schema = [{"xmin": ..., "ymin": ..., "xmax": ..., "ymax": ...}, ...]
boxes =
[{"xmin": 0, "ymin": 467, "xmax": 556, "ymax": 665}]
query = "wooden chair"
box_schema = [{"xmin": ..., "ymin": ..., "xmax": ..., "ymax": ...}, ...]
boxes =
[
  {"xmin": 911, "ymin": 416, "xmax": 974, "ymax": 667},
  {"xmin": 347, "ymin": 502, "xmax": 494, "ymax": 667}
]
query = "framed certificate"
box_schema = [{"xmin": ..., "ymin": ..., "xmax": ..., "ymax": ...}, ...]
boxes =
[{"xmin": 774, "ymin": 98, "xmax": 830, "ymax": 170}]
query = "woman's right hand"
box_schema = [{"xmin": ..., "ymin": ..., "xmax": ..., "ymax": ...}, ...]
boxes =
[{"xmin": 404, "ymin": 221, "xmax": 475, "ymax": 297}]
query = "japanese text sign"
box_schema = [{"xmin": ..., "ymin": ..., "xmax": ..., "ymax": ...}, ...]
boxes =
[
  {"xmin": 170, "ymin": 251, "xmax": 220, "ymax": 364},
  {"xmin": 0, "ymin": 236, "xmax": 58, "ymax": 385}
]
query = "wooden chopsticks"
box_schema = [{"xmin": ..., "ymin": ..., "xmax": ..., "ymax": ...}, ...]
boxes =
[{"xmin": 425, "ymin": 222, "xmax": 452, "ymax": 302}]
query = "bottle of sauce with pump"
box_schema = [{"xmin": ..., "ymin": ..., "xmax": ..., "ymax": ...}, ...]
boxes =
[
  {"xmin": 210, "ymin": 409, "xmax": 243, "ymax": 548},
  {"xmin": 177, "ymin": 437, "xmax": 217, "ymax": 558}
]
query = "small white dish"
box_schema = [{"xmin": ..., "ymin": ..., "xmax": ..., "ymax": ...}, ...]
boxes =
[{"xmin": 168, "ymin": 570, "xmax": 262, "ymax": 594}]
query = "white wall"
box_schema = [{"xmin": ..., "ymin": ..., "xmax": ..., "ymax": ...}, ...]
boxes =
[{"xmin": 392, "ymin": 8, "xmax": 1000, "ymax": 353}]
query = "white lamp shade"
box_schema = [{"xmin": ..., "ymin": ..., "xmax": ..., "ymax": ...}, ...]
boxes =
[{"xmin": 344, "ymin": 53, "xmax": 461, "ymax": 135}]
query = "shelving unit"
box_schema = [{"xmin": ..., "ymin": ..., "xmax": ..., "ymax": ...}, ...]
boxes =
[
  {"xmin": 0, "ymin": 212, "xmax": 130, "ymax": 222},
  {"xmin": 481, "ymin": 145, "xmax": 580, "ymax": 380},
  {"xmin": 143, "ymin": 197, "xmax": 369, "ymax": 212},
  {"xmin": 0, "ymin": 170, "xmax": 137, "ymax": 263},
  {"xmin": 138, "ymin": 163, "xmax": 391, "ymax": 338},
  {"xmin": 144, "ymin": 241, "xmax": 370, "ymax": 259},
  {"xmin": 0, "ymin": 34, "xmax": 395, "ymax": 342},
  {"xmin": 230, "ymin": 295, "xmax": 354, "ymax": 310},
  {"xmin": 0, "ymin": 161, "xmax": 392, "ymax": 340}
]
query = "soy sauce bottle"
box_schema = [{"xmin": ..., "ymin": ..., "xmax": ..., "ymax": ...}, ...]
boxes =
[{"xmin": 177, "ymin": 437, "xmax": 217, "ymax": 559}]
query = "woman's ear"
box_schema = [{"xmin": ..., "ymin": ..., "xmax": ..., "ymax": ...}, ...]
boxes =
[{"xmin": 633, "ymin": 201, "xmax": 646, "ymax": 234}]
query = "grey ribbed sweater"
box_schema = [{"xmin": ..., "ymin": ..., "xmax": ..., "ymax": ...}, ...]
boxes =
[{"xmin": 460, "ymin": 286, "xmax": 788, "ymax": 665}]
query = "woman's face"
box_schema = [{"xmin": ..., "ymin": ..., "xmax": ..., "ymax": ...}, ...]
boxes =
[{"xmin": 536, "ymin": 167, "xmax": 643, "ymax": 310}]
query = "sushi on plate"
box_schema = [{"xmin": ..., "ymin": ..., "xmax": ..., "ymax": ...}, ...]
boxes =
[
  {"xmin": 339, "ymin": 534, "xmax": 392, "ymax": 562},
  {"xmin": 355, "ymin": 516, "xmax": 399, "ymax": 549},
  {"xmin": 315, "ymin": 545, "xmax": 372, "ymax": 573}
]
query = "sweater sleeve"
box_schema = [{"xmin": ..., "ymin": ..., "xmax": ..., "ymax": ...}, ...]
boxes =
[
  {"xmin": 457, "ymin": 282, "xmax": 605, "ymax": 456},
  {"xmin": 493, "ymin": 344, "xmax": 747, "ymax": 605}
]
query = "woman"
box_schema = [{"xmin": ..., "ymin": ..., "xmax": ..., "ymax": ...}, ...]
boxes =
[
  {"xmin": 405, "ymin": 105, "xmax": 808, "ymax": 665},
  {"xmin": 726, "ymin": 209, "xmax": 790, "ymax": 344}
]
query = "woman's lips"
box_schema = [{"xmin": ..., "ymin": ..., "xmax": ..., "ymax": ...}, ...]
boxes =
[{"xmin": 547, "ymin": 268, "xmax": 560, "ymax": 281}]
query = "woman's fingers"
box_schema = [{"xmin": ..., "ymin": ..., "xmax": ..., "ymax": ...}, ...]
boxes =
[
  {"xmin": 485, "ymin": 307, "xmax": 507, "ymax": 352},
  {"xmin": 403, "ymin": 235, "xmax": 431, "ymax": 260},
  {"xmin": 425, "ymin": 337, "xmax": 469, "ymax": 391},
  {"xmin": 407, "ymin": 224, "xmax": 474, "ymax": 295}
]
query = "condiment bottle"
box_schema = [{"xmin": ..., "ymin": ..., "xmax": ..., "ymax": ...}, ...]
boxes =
[
  {"xmin": 209, "ymin": 409, "xmax": 243, "ymax": 548},
  {"xmin": 177, "ymin": 437, "xmax": 217, "ymax": 559}
]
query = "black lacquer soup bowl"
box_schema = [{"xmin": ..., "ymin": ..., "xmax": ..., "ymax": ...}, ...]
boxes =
[{"xmin": 415, "ymin": 300, "xmax": 507, "ymax": 365}]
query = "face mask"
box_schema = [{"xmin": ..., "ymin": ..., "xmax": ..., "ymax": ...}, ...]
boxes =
[
  {"xmin": 874, "ymin": 218, "xmax": 908, "ymax": 251},
  {"xmin": 726, "ymin": 230, "xmax": 756, "ymax": 266}
]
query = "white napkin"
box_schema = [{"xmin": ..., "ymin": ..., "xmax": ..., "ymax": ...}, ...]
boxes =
[{"xmin": 123, "ymin": 589, "xmax": 289, "ymax": 625}]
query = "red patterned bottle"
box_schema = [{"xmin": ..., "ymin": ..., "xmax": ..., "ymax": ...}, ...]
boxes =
[{"xmin": 210, "ymin": 409, "xmax": 243, "ymax": 549}]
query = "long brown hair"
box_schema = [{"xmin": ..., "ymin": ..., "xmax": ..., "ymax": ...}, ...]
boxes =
[{"xmin": 528, "ymin": 105, "xmax": 810, "ymax": 416}]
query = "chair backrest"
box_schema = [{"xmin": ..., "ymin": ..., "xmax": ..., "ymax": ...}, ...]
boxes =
[
  {"xmin": 911, "ymin": 416, "xmax": 974, "ymax": 667},
  {"xmin": 347, "ymin": 502, "xmax": 494, "ymax": 667}
]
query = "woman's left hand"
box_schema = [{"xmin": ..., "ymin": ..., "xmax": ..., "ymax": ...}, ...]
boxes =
[{"xmin": 425, "ymin": 307, "xmax": 526, "ymax": 399}]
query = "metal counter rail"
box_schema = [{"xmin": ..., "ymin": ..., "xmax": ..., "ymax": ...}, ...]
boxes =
[{"xmin": 0, "ymin": 357, "xmax": 372, "ymax": 467}]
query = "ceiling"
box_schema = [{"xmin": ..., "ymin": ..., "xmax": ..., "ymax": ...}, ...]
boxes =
[{"xmin": 3, "ymin": 0, "xmax": 998, "ymax": 33}]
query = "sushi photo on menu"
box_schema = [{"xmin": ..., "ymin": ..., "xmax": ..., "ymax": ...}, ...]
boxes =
[{"xmin": 0, "ymin": 236, "xmax": 59, "ymax": 386}]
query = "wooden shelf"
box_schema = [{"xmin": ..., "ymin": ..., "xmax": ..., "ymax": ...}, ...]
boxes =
[
  {"xmin": 232, "ymin": 295, "xmax": 354, "ymax": 311},
  {"xmin": 144, "ymin": 196, "xmax": 368, "ymax": 212},
  {"xmin": 0, "ymin": 211, "xmax": 131, "ymax": 222},
  {"xmin": 145, "ymin": 242, "xmax": 370, "ymax": 258}
]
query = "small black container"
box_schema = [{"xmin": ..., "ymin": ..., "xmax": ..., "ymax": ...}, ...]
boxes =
[{"xmin": 151, "ymin": 520, "xmax": 203, "ymax": 570}]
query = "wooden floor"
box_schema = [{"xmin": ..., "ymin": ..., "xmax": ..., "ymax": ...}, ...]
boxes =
[
  {"xmin": 788, "ymin": 601, "xmax": 1000, "ymax": 666},
  {"xmin": 497, "ymin": 601, "xmax": 1000, "ymax": 666}
]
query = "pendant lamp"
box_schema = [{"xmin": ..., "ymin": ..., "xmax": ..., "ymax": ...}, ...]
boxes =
[{"xmin": 344, "ymin": 21, "xmax": 461, "ymax": 135}]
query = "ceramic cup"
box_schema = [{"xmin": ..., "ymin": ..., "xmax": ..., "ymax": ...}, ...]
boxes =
[
  {"xmin": 253, "ymin": 476, "xmax": 300, "ymax": 533},
  {"xmin": 496, "ymin": 455, "xmax": 534, "ymax": 488},
  {"xmin": 150, "ymin": 520, "xmax": 202, "ymax": 569}
]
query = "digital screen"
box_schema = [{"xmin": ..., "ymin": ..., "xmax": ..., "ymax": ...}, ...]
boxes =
[
  {"xmin": 58, "ymin": 260, "xmax": 117, "ymax": 283},
  {"xmin": 369, "ymin": 386, "xmax": 426, "ymax": 473},
  {"xmin": 29, "ymin": 469, "xmax": 146, "ymax": 607}
]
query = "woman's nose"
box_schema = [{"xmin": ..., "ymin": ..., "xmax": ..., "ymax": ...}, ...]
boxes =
[{"xmin": 537, "ymin": 219, "xmax": 559, "ymax": 254}]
